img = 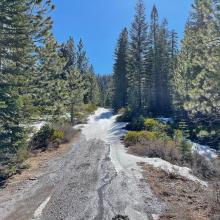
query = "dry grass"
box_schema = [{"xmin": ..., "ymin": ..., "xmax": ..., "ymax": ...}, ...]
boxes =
[
  {"xmin": 128, "ymin": 140, "xmax": 181, "ymax": 164},
  {"xmin": 140, "ymin": 164, "xmax": 220, "ymax": 220}
]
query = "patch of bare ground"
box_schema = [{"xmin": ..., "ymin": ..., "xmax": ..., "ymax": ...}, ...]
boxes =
[
  {"xmin": 5, "ymin": 132, "xmax": 80, "ymax": 186},
  {"xmin": 139, "ymin": 163, "xmax": 220, "ymax": 220}
]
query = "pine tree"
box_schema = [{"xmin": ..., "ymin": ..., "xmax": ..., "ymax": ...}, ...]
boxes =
[
  {"xmin": 158, "ymin": 19, "xmax": 172, "ymax": 115},
  {"xmin": 169, "ymin": 30, "xmax": 178, "ymax": 84},
  {"xmin": 61, "ymin": 36, "xmax": 76, "ymax": 70},
  {"xmin": 84, "ymin": 65, "xmax": 100, "ymax": 105},
  {"xmin": 0, "ymin": 0, "xmax": 55, "ymax": 161},
  {"xmin": 97, "ymin": 75, "xmax": 113, "ymax": 107},
  {"xmin": 127, "ymin": 0, "xmax": 149, "ymax": 115},
  {"xmin": 77, "ymin": 38, "xmax": 88, "ymax": 75},
  {"xmin": 65, "ymin": 67, "xmax": 85, "ymax": 124},
  {"xmin": 173, "ymin": 0, "xmax": 220, "ymax": 147},
  {"xmin": 148, "ymin": 6, "xmax": 173, "ymax": 116},
  {"xmin": 149, "ymin": 5, "xmax": 160, "ymax": 114},
  {"xmin": 36, "ymin": 35, "xmax": 66, "ymax": 120},
  {"xmin": 112, "ymin": 28, "xmax": 129, "ymax": 111},
  {"xmin": 0, "ymin": 0, "xmax": 32, "ymax": 159}
]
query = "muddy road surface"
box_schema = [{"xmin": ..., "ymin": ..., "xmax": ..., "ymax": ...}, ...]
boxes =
[{"xmin": 0, "ymin": 108, "xmax": 163, "ymax": 220}]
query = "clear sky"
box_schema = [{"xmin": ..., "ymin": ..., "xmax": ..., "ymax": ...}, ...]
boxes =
[{"xmin": 51, "ymin": 0, "xmax": 192, "ymax": 74}]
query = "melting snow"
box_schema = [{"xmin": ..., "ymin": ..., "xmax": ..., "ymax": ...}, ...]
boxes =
[
  {"xmin": 157, "ymin": 117, "xmax": 218, "ymax": 160},
  {"xmin": 79, "ymin": 108, "xmax": 207, "ymax": 187},
  {"xmin": 191, "ymin": 142, "xmax": 218, "ymax": 160}
]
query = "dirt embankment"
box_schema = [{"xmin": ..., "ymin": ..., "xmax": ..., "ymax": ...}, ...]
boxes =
[
  {"xmin": 140, "ymin": 163, "xmax": 220, "ymax": 220},
  {"xmin": 3, "ymin": 133, "xmax": 79, "ymax": 187}
]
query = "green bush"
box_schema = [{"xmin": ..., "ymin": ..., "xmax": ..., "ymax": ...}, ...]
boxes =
[
  {"xmin": 128, "ymin": 139, "xmax": 181, "ymax": 163},
  {"xmin": 56, "ymin": 123, "xmax": 78, "ymax": 143},
  {"xmin": 144, "ymin": 118, "xmax": 169, "ymax": 133},
  {"xmin": 30, "ymin": 124, "xmax": 54, "ymax": 150},
  {"xmin": 126, "ymin": 115, "xmax": 145, "ymax": 131},
  {"xmin": 124, "ymin": 131, "xmax": 160, "ymax": 146},
  {"xmin": 173, "ymin": 129, "xmax": 192, "ymax": 156},
  {"xmin": 84, "ymin": 104, "xmax": 97, "ymax": 113},
  {"xmin": 16, "ymin": 146, "xmax": 29, "ymax": 163},
  {"xmin": 52, "ymin": 129, "xmax": 64, "ymax": 140}
]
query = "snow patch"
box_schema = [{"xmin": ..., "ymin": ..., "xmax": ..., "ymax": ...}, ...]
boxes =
[
  {"xmin": 157, "ymin": 117, "xmax": 173, "ymax": 123},
  {"xmin": 80, "ymin": 108, "xmax": 207, "ymax": 187},
  {"xmin": 157, "ymin": 117, "xmax": 218, "ymax": 160},
  {"xmin": 191, "ymin": 142, "xmax": 218, "ymax": 160},
  {"xmin": 142, "ymin": 157, "xmax": 207, "ymax": 187}
]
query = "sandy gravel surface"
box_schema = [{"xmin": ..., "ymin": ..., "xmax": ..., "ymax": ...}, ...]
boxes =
[{"xmin": 0, "ymin": 109, "xmax": 165, "ymax": 220}]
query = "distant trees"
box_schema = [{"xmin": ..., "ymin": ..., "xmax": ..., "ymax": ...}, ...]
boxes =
[
  {"xmin": 112, "ymin": 1, "xmax": 177, "ymax": 117},
  {"xmin": 61, "ymin": 37, "xmax": 100, "ymax": 122},
  {"xmin": 112, "ymin": 28, "xmax": 129, "ymax": 111},
  {"xmin": 112, "ymin": 0, "xmax": 220, "ymax": 148},
  {"xmin": 97, "ymin": 74, "xmax": 112, "ymax": 107}
]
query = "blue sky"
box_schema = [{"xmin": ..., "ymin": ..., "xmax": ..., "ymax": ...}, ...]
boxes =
[{"xmin": 51, "ymin": 0, "xmax": 192, "ymax": 74}]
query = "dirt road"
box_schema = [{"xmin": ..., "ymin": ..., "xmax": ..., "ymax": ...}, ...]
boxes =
[{"xmin": 0, "ymin": 108, "xmax": 163, "ymax": 220}]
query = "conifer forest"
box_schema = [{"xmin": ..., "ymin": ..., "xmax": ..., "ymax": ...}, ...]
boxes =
[{"xmin": 0, "ymin": 0, "xmax": 220, "ymax": 219}]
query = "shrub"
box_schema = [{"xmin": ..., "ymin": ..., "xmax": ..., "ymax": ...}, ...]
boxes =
[
  {"xmin": 52, "ymin": 129, "xmax": 64, "ymax": 140},
  {"xmin": 126, "ymin": 115, "xmax": 145, "ymax": 131},
  {"xmin": 144, "ymin": 118, "xmax": 168, "ymax": 133},
  {"xmin": 178, "ymin": 140, "xmax": 192, "ymax": 156},
  {"xmin": 117, "ymin": 108, "xmax": 126, "ymax": 115},
  {"xmin": 84, "ymin": 104, "xmax": 97, "ymax": 113},
  {"xmin": 128, "ymin": 139, "xmax": 181, "ymax": 163},
  {"xmin": 191, "ymin": 153, "xmax": 220, "ymax": 179},
  {"xmin": 124, "ymin": 131, "xmax": 160, "ymax": 146},
  {"xmin": 30, "ymin": 124, "xmax": 54, "ymax": 150},
  {"xmin": 16, "ymin": 146, "xmax": 29, "ymax": 163},
  {"xmin": 116, "ymin": 108, "xmax": 133, "ymax": 122},
  {"xmin": 57, "ymin": 123, "xmax": 78, "ymax": 143}
]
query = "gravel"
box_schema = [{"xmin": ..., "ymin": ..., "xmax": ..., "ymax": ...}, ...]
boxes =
[{"xmin": 0, "ymin": 108, "xmax": 165, "ymax": 220}]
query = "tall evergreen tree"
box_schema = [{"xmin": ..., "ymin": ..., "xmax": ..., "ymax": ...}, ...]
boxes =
[
  {"xmin": 66, "ymin": 67, "xmax": 85, "ymax": 124},
  {"xmin": 97, "ymin": 75, "xmax": 113, "ymax": 107},
  {"xmin": 158, "ymin": 19, "xmax": 172, "ymax": 115},
  {"xmin": 173, "ymin": 0, "xmax": 220, "ymax": 147},
  {"xmin": 127, "ymin": 0, "xmax": 149, "ymax": 114},
  {"xmin": 36, "ymin": 35, "xmax": 66, "ymax": 120},
  {"xmin": 148, "ymin": 5, "xmax": 160, "ymax": 114},
  {"xmin": 148, "ymin": 6, "xmax": 173, "ymax": 116},
  {"xmin": 61, "ymin": 36, "xmax": 76, "ymax": 70},
  {"xmin": 0, "ymin": 0, "xmax": 54, "ymax": 160},
  {"xmin": 112, "ymin": 28, "xmax": 129, "ymax": 111},
  {"xmin": 84, "ymin": 65, "xmax": 100, "ymax": 105},
  {"xmin": 77, "ymin": 38, "xmax": 88, "ymax": 75}
]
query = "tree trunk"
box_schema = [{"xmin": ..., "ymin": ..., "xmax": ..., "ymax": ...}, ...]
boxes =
[{"xmin": 70, "ymin": 103, "xmax": 74, "ymax": 125}]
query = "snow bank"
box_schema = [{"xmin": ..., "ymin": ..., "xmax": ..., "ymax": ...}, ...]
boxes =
[
  {"xmin": 142, "ymin": 157, "xmax": 207, "ymax": 187},
  {"xmin": 80, "ymin": 108, "xmax": 207, "ymax": 187},
  {"xmin": 157, "ymin": 117, "xmax": 173, "ymax": 123},
  {"xmin": 157, "ymin": 117, "xmax": 218, "ymax": 160},
  {"xmin": 191, "ymin": 142, "xmax": 218, "ymax": 160}
]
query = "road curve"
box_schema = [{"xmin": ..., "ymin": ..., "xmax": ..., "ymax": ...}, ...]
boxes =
[{"xmin": 0, "ymin": 108, "xmax": 164, "ymax": 220}]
